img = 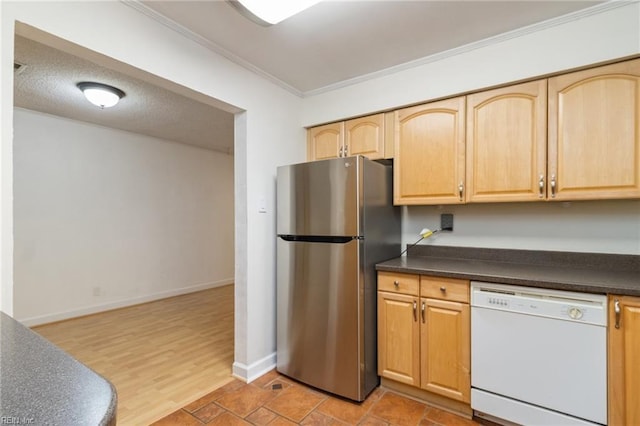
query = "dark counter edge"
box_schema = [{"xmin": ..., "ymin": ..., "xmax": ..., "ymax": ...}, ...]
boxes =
[
  {"xmin": 376, "ymin": 245, "xmax": 640, "ymax": 297},
  {"xmin": 1, "ymin": 311, "xmax": 117, "ymax": 426}
]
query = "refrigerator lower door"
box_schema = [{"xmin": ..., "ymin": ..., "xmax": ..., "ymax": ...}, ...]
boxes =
[{"xmin": 276, "ymin": 237, "xmax": 369, "ymax": 401}]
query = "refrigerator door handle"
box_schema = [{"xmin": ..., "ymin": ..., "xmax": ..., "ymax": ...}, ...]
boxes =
[{"xmin": 278, "ymin": 235, "xmax": 357, "ymax": 244}]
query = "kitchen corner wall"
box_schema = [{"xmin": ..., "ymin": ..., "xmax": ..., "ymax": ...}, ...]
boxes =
[
  {"xmin": 13, "ymin": 108, "xmax": 235, "ymax": 325},
  {"xmin": 303, "ymin": 1, "xmax": 640, "ymax": 256}
]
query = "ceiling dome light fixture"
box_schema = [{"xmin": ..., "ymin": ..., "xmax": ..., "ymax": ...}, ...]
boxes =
[
  {"xmin": 77, "ymin": 82, "xmax": 125, "ymax": 109},
  {"xmin": 228, "ymin": 0, "xmax": 322, "ymax": 26}
]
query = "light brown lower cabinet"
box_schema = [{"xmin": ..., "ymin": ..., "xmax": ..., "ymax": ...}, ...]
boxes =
[
  {"xmin": 378, "ymin": 272, "xmax": 470, "ymax": 404},
  {"xmin": 377, "ymin": 290, "xmax": 420, "ymax": 386},
  {"xmin": 608, "ymin": 294, "xmax": 640, "ymax": 426},
  {"xmin": 420, "ymin": 297, "xmax": 470, "ymax": 402}
]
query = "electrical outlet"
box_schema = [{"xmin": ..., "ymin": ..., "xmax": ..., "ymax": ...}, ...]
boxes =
[{"xmin": 441, "ymin": 213, "xmax": 454, "ymax": 231}]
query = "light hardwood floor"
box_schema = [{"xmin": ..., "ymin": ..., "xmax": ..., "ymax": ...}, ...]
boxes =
[{"xmin": 32, "ymin": 285, "xmax": 235, "ymax": 425}]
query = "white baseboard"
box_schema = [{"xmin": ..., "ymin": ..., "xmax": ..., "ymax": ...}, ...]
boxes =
[
  {"xmin": 232, "ymin": 352, "xmax": 277, "ymax": 383},
  {"xmin": 20, "ymin": 278, "xmax": 234, "ymax": 327}
]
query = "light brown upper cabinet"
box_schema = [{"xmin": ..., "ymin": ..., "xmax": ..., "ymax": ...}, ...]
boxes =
[
  {"xmin": 466, "ymin": 80, "xmax": 548, "ymax": 202},
  {"xmin": 345, "ymin": 113, "xmax": 390, "ymax": 160},
  {"xmin": 307, "ymin": 122, "xmax": 344, "ymax": 161},
  {"xmin": 548, "ymin": 59, "xmax": 640, "ymax": 200},
  {"xmin": 394, "ymin": 97, "xmax": 466, "ymax": 205},
  {"xmin": 312, "ymin": 58, "xmax": 639, "ymax": 203},
  {"xmin": 307, "ymin": 113, "xmax": 392, "ymax": 161}
]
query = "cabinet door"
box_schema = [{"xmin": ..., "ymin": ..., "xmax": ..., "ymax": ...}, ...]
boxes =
[
  {"xmin": 420, "ymin": 298, "xmax": 470, "ymax": 403},
  {"xmin": 608, "ymin": 295, "xmax": 640, "ymax": 426},
  {"xmin": 378, "ymin": 291, "xmax": 420, "ymax": 386},
  {"xmin": 466, "ymin": 80, "xmax": 547, "ymax": 202},
  {"xmin": 394, "ymin": 97, "xmax": 466, "ymax": 205},
  {"xmin": 307, "ymin": 122, "xmax": 344, "ymax": 161},
  {"xmin": 548, "ymin": 59, "xmax": 640, "ymax": 200},
  {"xmin": 345, "ymin": 114, "xmax": 385, "ymax": 159}
]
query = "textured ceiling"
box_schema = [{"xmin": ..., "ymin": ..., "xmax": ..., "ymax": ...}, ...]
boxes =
[{"xmin": 13, "ymin": 35, "xmax": 235, "ymax": 154}]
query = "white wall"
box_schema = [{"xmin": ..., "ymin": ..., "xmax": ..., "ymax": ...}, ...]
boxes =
[
  {"xmin": 12, "ymin": 108, "xmax": 234, "ymax": 325},
  {"xmin": 402, "ymin": 201, "xmax": 640, "ymax": 255},
  {"xmin": 1, "ymin": 1, "xmax": 305, "ymax": 381},
  {"xmin": 303, "ymin": 2, "xmax": 640, "ymax": 256}
]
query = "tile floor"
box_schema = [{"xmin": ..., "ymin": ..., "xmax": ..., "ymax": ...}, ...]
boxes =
[{"xmin": 152, "ymin": 369, "xmax": 480, "ymax": 425}]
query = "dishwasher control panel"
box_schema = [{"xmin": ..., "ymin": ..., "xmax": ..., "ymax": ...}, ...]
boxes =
[
  {"xmin": 471, "ymin": 281, "xmax": 607, "ymax": 326},
  {"xmin": 486, "ymin": 296, "xmax": 510, "ymax": 308}
]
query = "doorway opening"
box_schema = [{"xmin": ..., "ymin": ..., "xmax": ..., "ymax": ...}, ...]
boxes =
[{"xmin": 11, "ymin": 23, "xmax": 240, "ymax": 424}]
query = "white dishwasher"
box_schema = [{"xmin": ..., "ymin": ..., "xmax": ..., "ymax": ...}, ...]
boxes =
[{"xmin": 471, "ymin": 281, "xmax": 607, "ymax": 426}]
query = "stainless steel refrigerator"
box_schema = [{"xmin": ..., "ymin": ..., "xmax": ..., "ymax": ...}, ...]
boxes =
[{"xmin": 276, "ymin": 155, "xmax": 401, "ymax": 401}]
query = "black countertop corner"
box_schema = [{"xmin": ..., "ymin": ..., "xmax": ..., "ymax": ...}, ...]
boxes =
[
  {"xmin": 376, "ymin": 245, "xmax": 640, "ymax": 296},
  {"xmin": 0, "ymin": 311, "xmax": 117, "ymax": 426}
]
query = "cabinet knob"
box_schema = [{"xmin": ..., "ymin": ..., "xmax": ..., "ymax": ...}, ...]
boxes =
[
  {"xmin": 393, "ymin": 280, "xmax": 400, "ymax": 288},
  {"xmin": 550, "ymin": 174, "xmax": 557, "ymax": 198},
  {"xmin": 440, "ymin": 286, "xmax": 447, "ymax": 293},
  {"xmin": 538, "ymin": 174, "xmax": 545, "ymax": 198}
]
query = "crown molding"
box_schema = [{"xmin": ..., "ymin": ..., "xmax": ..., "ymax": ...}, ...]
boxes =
[
  {"xmin": 122, "ymin": 0, "xmax": 632, "ymax": 99},
  {"xmin": 302, "ymin": 0, "xmax": 634, "ymax": 97},
  {"xmin": 120, "ymin": 0, "xmax": 304, "ymax": 98}
]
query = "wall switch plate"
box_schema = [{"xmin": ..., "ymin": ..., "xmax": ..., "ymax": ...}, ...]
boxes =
[
  {"xmin": 441, "ymin": 213, "xmax": 454, "ymax": 231},
  {"xmin": 258, "ymin": 197, "xmax": 267, "ymax": 213}
]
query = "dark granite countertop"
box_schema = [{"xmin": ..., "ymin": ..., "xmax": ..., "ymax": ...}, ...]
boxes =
[
  {"xmin": 0, "ymin": 311, "xmax": 117, "ymax": 426},
  {"xmin": 376, "ymin": 246, "xmax": 640, "ymax": 296}
]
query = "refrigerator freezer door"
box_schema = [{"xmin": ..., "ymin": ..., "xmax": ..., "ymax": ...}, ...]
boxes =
[
  {"xmin": 276, "ymin": 237, "xmax": 365, "ymax": 400},
  {"xmin": 277, "ymin": 157, "xmax": 360, "ymax": 237}
]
